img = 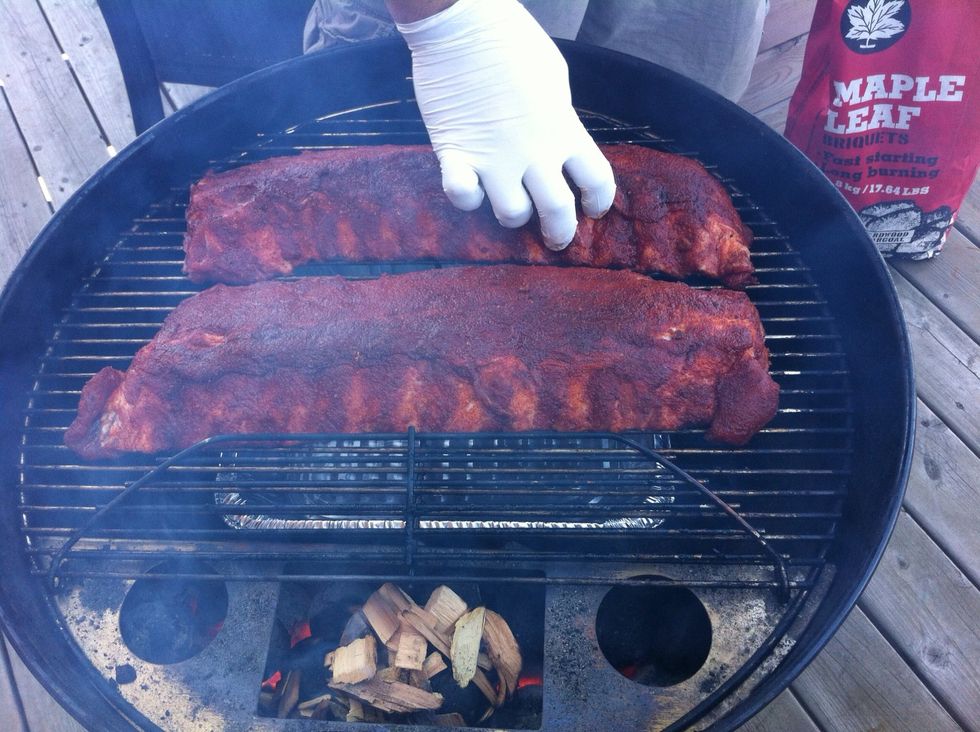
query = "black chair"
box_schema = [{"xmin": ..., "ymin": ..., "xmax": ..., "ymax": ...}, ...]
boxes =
[{"xmin": 98, "ymin": 0, "xmax": 315, "ymax": 134}]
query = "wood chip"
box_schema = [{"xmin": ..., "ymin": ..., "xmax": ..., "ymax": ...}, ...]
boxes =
[
  {"xmin": 395, "ymin": 625, "xmax": 428, "ymax": 670},
  {"xmin": 423, "ymin": 651, "xmax": 448, "ymax": 679},
  {"xmin": 483, "ymin": 609, "xmax": 523, "ymax": 700},
  {"xmin": 277, "ymin": 669, "xmax": 301, "ymax": 718},
  {"xmin": 433, "ymin": 712, "xmax": 467, "ymax": 727},
  {"xmin": 330, "ymin": 677, "xmax": 444, "ymax": 713},
  {"xmin": 346, "ymin": 697, "xmax": 365, "ymax": 722},
  {"xmin": 401, "ymin": 606, "xmax": 452, "ymax": 657},
  {"xmin": 425, "ymin": 585, "xmax": 469, "ymax": 633},
  {"xmin": 451, "ymin": 606, "xmax": 486, "ymax": 688},
  {"xmin": 331, "ymin": 635, "xmax": 378, "ymax": 685},
  {"xmin": 298, "ymin": 692, "xmax": 334, "ymax": 712},
  {"xmin": 362, "ymin": 588, "xmax": 402, "ymax": 644},
  {"xmin": 471, "ymin": 667, "xmax": 498, "ymax": 706}
]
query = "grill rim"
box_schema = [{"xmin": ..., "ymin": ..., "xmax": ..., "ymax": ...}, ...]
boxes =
[{"xmin": 0, "ymin": 39, "xmax": 914, "ymax": 732}]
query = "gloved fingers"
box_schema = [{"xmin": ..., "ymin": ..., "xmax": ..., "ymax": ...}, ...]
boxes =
[
  {"xmin": 523, "ymin": 164, "xmax": 578, "ymax": 250},
  {"xmin": 565, "ymin": 139, "xmax": 617, "ymax": 219},
  {"xmin": 481, "ymin": 171, "xmax": 534, "ymax": 229},
  {"xmin": 437, "ymin": 150, "xmax": 485, "ymax": 211}
]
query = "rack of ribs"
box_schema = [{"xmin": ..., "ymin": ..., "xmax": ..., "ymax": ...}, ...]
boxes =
[
  {"xmin": 66, "ymin": 266, "xmax": 779, "ymax": 459},
  {"xmin": 183, "ymin": 145, "xmax": 754, "ymax": 288}
]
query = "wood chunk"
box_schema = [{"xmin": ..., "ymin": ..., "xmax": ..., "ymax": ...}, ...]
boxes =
[
  {"xmin": 483, "ymin": 609, "xmax": 523, "ymax": 700},
  {"xmin": 298, "ymin": 692, "xmax": 334, "ymax": 713},
  {"xmin": 331, "ymin": 635, "xmax": 378, "ymax": 685},
  {"xmin": 451, "ymin": 607, "xmax": 486, "ymax": 688},
  {"xmin": 378, "ymin": 582, "xmax": 415, "ymax": 612},
  {"xmin": 401, "ymin": 606, "xmax": 452, "ymax": 657},
  {"xmin": 385, "ymin": 628, "xmax": 403, "ymax": 653},
  {"xmin": 434, "ymin": 712, "xmax": 467, "ymax": 727},
  {"xmin": 323, "ymin": 650, "xmax": 335, "ymax": 668},
  {"xmin": 362, "ymin": 589, "xmax": 401, "ymax": 644},
  {"xmin": 395, "ymin": 626, "xmax": 429, "ymax": 671},
  {"xmin": 425, "ymin": 585, "xmax": 468, "ymax": 633},
  {"xmin": 330, "ymin": 677, "xmax": 444, "ymax": 713},
  {"xmin": 378, "ymin": 665, "xmax": 406, "ymax": 684},
  {"xmin": 340, "ymin": 609, "xmax": 371, "ymax": 646},
  {"xmin": 408, "ymin": 668, "xmax": 432, "ymax": 691},
  {"xmin": 277, "ymin": 669, "xmax": 301, "ymax": 718},
  {"xmin": 423, "ymin": 651, "xmax": 448, "ymax": 679}
]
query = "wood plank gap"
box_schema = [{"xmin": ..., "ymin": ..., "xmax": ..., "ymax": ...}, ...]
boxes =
[
  {"xmin": 31, "ymin": 0, "xmax": 113, "ymax": 151},
  {"xmin": 159, "ymin": 83, "xmax": 177, "ymax": 115},
  {"xmin": 0, "ymin": 636, "xmax": 29, "ymax": 732},
  {"xmin": 0, "ymin": 87, "xmax": 55, "ymax": 215},
  {"xmin": 786, "ymin": 685, "xmax": 829, "ymax": 732}
]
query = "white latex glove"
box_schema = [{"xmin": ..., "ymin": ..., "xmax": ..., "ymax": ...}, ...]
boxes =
[{"xmin": 396, "ymin": 0, "xmax": 616, "ymax": 250}]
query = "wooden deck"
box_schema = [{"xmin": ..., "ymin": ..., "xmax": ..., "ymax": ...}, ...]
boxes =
[{"xmin": 1, "ymin": 1, "xmax": 977, "ymax": 730}]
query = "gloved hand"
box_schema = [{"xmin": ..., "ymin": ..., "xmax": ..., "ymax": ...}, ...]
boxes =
[{"xmin": 395, "ymin": 0, "xmax": 616, "ymax": 250}]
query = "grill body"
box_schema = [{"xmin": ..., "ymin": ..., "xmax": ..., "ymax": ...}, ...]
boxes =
[{"xmin": 0, "ymin": 40, "xmax": 913, "ymax": 730}]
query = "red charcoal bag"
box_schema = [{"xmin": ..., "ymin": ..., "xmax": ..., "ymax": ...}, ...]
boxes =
[{"xmin": 785, "ymin": 0, "xmax": 980, "ymax": 259}]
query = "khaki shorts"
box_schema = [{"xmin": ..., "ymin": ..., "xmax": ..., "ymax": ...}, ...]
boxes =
[{"xmin": 303, "ymin": 0, "xmax": 768, "ymax": 101}]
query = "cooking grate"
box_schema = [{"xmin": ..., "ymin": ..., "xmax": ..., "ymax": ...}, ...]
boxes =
[{"xmin": 18, "ymin": 102, "xmax": 853, "ymax": 597}]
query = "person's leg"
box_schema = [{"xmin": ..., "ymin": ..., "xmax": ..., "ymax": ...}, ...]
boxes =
[
  {"xmin": 576, "ymin": 0, "xmax": 768, "ymax": 102},
  {"xmin": 304, "ymin": 0, "xmax": 590, "ymax": 52}
]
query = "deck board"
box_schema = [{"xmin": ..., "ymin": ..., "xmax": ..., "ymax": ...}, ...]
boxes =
[
  {"xmin": 737, "ymin": 689, "xmax": 820, "ymax": 732},
  {"xmin": 738, "ymin": 34, "xmax": 807, "ymax": 115},
  {"xmin": 162, "ymin": 82, "xmax": 215, "ymax": 112},
  {"xmin": 37, "ymin": 0, "xmax": 135, "ymax": 150},
  {"xmin": 0, "ymin": 86, "xmax": 52, "ymax": 285},
  {"xmin": 0, "ymin": 0, "xmax": 110, "ymax": 209},
  {"xmin": 904, "ymin": 400, "xmax": 980, "ymax": 585},
  {"xmin": 891, "ymin": 274, "xmax": 980, "ymax": 454},
  {"xmin": 0, "ymin": 642, "xmax": 27, "ymax": 732},
  {"xmin": 891, "ymin": 229, "xmax": 980, "ymax": 343},
  {"xmin": 859, "ymin": 511, "xmax": 980, "ymax": 730},
  {"xmin": 759, "ymin": 0, "xmax": 816, "ymax": 53},
  {"xmin": 954, "ymin": 175, "xmax": 980, "ymax": 244},
  {"xmin": 3, "ymin": 640, "xmax": 83, "ymax": 732},
  {"xmin": 791, "ymin": 607, "xmax": 963, "ymax": 732}
]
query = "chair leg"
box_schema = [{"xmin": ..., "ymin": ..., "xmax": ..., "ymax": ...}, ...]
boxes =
[{"xmin": 97, "ymin": 0, "xmax": 166, "ymax": 135}]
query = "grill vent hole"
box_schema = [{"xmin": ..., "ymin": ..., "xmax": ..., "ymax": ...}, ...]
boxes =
[
  {"xmin": 119, "ymin": 561, "xmax": 228, "ymax": 664},
  {"xmin": 596, "ymin": 577, "xmax": 712, "ymax": 686}
]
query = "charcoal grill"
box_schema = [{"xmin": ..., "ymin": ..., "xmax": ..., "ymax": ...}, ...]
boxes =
[{"xmin": 0, "ymin": 40, "xmax": 913, "ymax": 731}]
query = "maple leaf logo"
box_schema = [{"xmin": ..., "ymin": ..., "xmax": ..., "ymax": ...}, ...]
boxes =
[{"xmin": 846, "ymin": 0, "xmax": 906, "ymax": 48}]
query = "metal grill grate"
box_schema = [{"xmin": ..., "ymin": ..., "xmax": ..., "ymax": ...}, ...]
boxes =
[{"xmin": 18, "ymin": 102, "xmax": 853, "ymax": 595}]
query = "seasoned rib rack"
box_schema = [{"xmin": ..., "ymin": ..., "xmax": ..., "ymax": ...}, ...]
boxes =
[{"xmin": 182, "ymin": 144, "xmax": 755, "ymax": 287}]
